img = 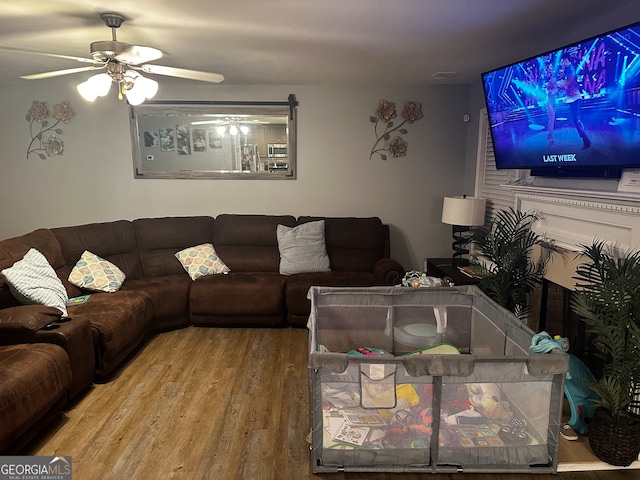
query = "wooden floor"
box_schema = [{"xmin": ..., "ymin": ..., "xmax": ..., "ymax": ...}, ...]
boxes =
[{"xmin": 28, "ymin": 326, "xmax": 639, "ymax": 480}]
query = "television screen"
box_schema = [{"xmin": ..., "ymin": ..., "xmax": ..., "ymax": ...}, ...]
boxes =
[{"xmin": 482, "ymin": 22, "xmax": 640, "ymax": 177}]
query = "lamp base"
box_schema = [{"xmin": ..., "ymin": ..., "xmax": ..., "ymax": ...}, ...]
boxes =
[{"xmin": 451, "ymin": 225, "xmax": 471, "ymax": 268}]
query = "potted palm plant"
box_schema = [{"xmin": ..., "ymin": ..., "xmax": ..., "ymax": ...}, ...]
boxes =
[
  {"xmin": 470, "ymin": 207, "xmax": 556, "ymax": 319},
  {"xmin": 571, "ymin": 240, "xmax": 640, "ymax": 466}
]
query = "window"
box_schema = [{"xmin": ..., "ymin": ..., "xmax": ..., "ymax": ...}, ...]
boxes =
[{"xmin": 473, "ymin": 109, "xmax": 517, "ymax": 223}]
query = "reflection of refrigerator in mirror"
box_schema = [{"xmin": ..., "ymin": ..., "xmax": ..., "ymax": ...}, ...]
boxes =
[{"xmin": 241, "ymin": 144, "xmax": 259, "ymax": 172}]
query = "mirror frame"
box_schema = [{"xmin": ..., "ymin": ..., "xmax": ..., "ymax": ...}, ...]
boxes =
[{"xmin": 129, "ymin": 94, "xmax": 297, "ymax": 179}]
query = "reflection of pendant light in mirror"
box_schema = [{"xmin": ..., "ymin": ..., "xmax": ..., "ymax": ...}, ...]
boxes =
[{"xmin": 216, "ymin": 122, "xmax": 250, "ymax": 135}]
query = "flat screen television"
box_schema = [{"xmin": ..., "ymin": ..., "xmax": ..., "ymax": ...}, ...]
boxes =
[{"xmin": 482, "ymin": 21, "xmax": 640, "ymax": 178}]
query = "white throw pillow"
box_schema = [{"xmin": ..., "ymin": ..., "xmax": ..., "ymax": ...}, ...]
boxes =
[
  {"xmin": 1, "ymin": 248, "xmax": 68, "ymax": 316},
  {"xmin": 277, "ymin": 220, "xmax": 331, "ymax": 275},
  {"xmin": 175, "ymin": 243, "xmax": 230, "ymax": 280},
  {"xmin": 68, "ymin": 250, "xmax": 126, "ymax": 293}
]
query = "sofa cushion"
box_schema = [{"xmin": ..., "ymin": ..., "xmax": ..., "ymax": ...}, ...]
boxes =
[
  {"xmin": 175, "ymin": 244, "xmax": 230, "ymax": 280},
  {"xmin": 133, "ymin": 216, "xmax": 215, "ymax": 278},
  {"xmin": 189, "ymin": 272, "xmax": 286, "ymax": 326},
  {"xmin": 122, "ymin": 275, "xmax": 191, "ymax": 331},
  {"xmin": 67, "ymin": 290, "xmax": 153, "ymax": 377},
  {"xmin": 213, "ymin": 214, "xmax": 296, "ymax": 272},
  {"xmin": 284, "ymin": 271, "xmax": 379, "ymax": 325},
  {"xmin": 298, "ymin": 217, "xmax": 388, "ymax": 271},
  {"xmin": 68, "ymin": 251, "xmax": 126, "ymax": 293},
  {"xmin": 52, "ymin": 220, "xmax": 144, "ymax": 281},
  {"xmin": 277, "ymin": 220, "xmax": 330, "ymax": 275},
  {"xmin": 1, "ymin": 248, "xmax": 68, "ymax": 317},
  {"xmin": 0, "ymin": 343, "xmax": 71, "ymax": 453}
]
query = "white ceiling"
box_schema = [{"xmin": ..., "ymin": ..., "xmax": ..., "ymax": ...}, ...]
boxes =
[{"xmin": 0, "ymin": 0, "xmax": 638, "ymax": 87}]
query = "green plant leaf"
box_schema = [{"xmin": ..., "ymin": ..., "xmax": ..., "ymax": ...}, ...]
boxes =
[
  {"xmin": 38, "ymin": 153, "xmax": 46, "ymax": 160},
  {"xmin": 400, "ymin": 129, "xmax": 408, "ymax": 134},
  {"xmin": 571, "ymin": 240, "xmax": 640, "ymax": 419},
  {"xmin": 470, "ymin": 207, "xmax": 557, "ymax": 319},
  {"xmin": 370, "ymin": 116, "xmax": 377, "ymax": 123},
  {"xmin": 41, "ymin": 120, "xmax": 48, "ymax": 128},
  {"xmin": 381, "ymin": 154, "xmax": 387, "ymax": 160},
  {"xmin": 55, "ymin": 129, "xmax": 63, "ymax": 134}
]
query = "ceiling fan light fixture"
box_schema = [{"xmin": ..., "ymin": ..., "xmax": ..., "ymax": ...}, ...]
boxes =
[
  {"xmin": 91, "ymin": 73, "xmax": 113, "ymax": 97},
  {"xmin": 240, "ymin": 125, "xmax": 249, "ymax": 134},
  {"xmin": 77, "ymin": 78, "xmax": 98, "ymax": 102},
  {"xmin": 130, "ymin": 77, "xmax": 158, "ymax": 105},
  {"xmin": 17, "ymin": 12, "xmax": 224, "ymax": 106},
  {"xmin": 77, "ymin": 71, "xmax": 114, "ymax": 102},
  {"xmin": 216, "ymin": 125, "xmax": 226, "ymax": 135},
  {"xmin": 77, "ymin": 82, "xmax": 97, "ymax": 102},
  {"xmin": 140, "ymin": 76, "xmax": 159, "ymax": 99},
  {"xmin": 124, "ymin": 86, "xmax": 145, "ymax": 105},
  {"xmin": 119, "ymin": 70, "xmax": 159, "ymax": 105}
]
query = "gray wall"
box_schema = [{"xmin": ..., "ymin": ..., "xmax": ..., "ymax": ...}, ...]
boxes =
[
  {"xmin": 0, "ymin": 82, "xmax": 471, "ymax": 271},
  {"xmin": 463, "ymin": 82, "xmax": 487, "ymax": 194}
]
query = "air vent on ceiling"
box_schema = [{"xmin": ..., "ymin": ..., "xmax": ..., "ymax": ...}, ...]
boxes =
[{"xmin": 430, "ymin": 71, "xmax": 458, "ymax": 80}]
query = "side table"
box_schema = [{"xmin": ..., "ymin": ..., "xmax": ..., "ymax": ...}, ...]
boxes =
[{"xmin": 425, "ymin": 257, "xmax": 480, "ymax": 286}]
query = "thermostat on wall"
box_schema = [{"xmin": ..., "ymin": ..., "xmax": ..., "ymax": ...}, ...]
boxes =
[{"xmin": 146, "ymin": 155, "xmax": 154, "ymax": 161}]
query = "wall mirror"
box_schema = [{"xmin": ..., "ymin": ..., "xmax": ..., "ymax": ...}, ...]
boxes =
[{"xmin": 130, "ymin": 95, "xmax": 297, "ymax": 179}]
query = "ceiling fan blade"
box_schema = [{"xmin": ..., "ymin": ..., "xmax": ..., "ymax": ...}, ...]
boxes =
[
  {"xmin": 0, "ymin": 46, "xmax": 97, "ymax": 64},
  {"xmin": 21, "ymin": 65, "xmax": 102, "ymax": 80},
  {"xmin": 190, "ymin": 120, "xmax": 229, "ymax": 125},
  {"xmin": 114, "ymin": 45, "xmax": 163, "ymax": 65},
  {"xmin": 141, "ymin": 64, "xmax": 224, "ymax": 83}
]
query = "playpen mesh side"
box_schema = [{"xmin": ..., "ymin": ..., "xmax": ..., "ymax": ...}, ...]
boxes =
[{"xmin": 307, "ymin": 286, "xmax": 567, "ymax": 473}]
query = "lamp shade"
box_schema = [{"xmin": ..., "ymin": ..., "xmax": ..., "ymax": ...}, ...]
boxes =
[{"xmin": 441, "ymin": 196, "xmax": 487, "ymax": 227}]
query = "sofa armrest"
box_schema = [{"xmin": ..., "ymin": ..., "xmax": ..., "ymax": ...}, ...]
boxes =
[
  {"xmin": 372, "ymin": 258, "xmax": 405, "ymax": 285},
  {"xmin": 0, "ymin": 305, "xmax": 64, "ymax": 336}
]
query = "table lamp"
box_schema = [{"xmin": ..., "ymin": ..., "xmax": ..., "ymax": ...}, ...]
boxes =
[{"xmin": 441, "ymin": 195, "xmax": 487, "ymax": 267}]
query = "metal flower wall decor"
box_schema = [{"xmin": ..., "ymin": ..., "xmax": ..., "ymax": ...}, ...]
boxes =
[
  {"xmin": 369, "ymin": 99, "xmax": 423, "ymax": 160},
  {"xmin": 26, "ymin": 100, "xmax": 75, "ymax": 159}
]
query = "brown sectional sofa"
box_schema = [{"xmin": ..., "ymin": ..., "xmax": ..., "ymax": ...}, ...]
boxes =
[{"xmin": 0, "ymin": 214, "xmax": 404, "ymax": 453}]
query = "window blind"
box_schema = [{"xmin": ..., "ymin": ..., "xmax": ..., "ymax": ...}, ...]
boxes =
[{"xmin": 474, "ymin": 109, "xmax": 517, "ymax": 224}]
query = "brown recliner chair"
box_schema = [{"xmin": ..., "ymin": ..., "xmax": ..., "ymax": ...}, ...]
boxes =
[{"xmin": 0, "ymin": 342, "xmax": 72, "ymax": 454}]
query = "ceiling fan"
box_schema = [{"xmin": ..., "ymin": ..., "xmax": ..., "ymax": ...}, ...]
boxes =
[
  {"xmin": 4, "ymin": 12, "xmax": 224, "ymax": 105},
  {"xmin": 191, "ymin": 116, "xmax": 272, "ymax": 135}
]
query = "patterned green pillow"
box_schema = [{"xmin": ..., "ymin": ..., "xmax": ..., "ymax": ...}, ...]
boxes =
[
  {"xmin": 175, "ymin": 243, "xmax": 230, "ymax": 280},
  {"xmin": 68, "ymin": 250, "xmax": 126, "ymax": 293}
]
